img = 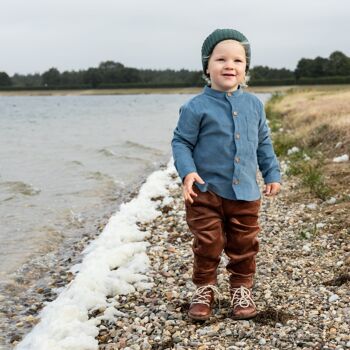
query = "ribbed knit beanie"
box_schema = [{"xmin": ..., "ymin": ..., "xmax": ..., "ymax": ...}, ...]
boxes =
[{"xmin": 201, "ymin": 29, "xmax": 251, "ymax": 75}]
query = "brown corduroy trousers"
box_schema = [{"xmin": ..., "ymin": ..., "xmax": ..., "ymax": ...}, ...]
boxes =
[{"xmin": 185, "ymin": 186, "xmax": 261, "ymax": 288}]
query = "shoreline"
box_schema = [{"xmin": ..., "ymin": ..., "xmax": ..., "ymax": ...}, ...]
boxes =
[
  {"xmin": 4, "ymin": 88, "xmax": 350, "ymax": 349},
  {"xmin": 1, "ymin": 84, "xmax": 350, "ymax": 96},
  {"xmin": 0, "ymin": 161, "xmax": 168, "ymax": 349},
  {"xmin": 12, "ymin": 159, "xmax": 350, "ymax": 349},
  {"xmin": 11, "ymin": 161, "xmax": 176, "ymax": 349}
]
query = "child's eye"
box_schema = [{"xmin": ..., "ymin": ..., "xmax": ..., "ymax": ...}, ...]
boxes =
[{"xmin": 217, "ymin": 58, "xmax": 225, "ymax": 61}]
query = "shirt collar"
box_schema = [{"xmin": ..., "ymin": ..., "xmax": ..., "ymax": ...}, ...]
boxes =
[{"xmin": 203, "ymin": 85, "xmax": 243, "ymax": 100}]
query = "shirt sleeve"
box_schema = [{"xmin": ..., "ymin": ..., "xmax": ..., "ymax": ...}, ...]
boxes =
[
  {"xmin": 256, "ymin": 100, "xmax": 282, "ymax": 184},
  {"xmin": 171, "ymin": 103, "xmax": 201, "ymax": 181}
]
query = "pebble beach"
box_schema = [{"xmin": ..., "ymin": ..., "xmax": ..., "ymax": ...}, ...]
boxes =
[
  {"xmin": 93, "ymin": 167, "xmax": 349, "ymax": 350},
  {"xmin": 3, "ymin": 160, "xmax": 350, "ymax": 349}
]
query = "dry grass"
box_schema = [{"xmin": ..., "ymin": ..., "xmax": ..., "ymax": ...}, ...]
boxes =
[
  {"xmin": 267, "ymin": 87, "xmax": 350, "ymax": 231},
  {"xmin": 271, "ymin": 87, "xmax": 350, "ymax": 154}
]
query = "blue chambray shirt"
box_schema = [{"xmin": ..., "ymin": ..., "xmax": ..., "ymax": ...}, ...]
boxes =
[{"xmin": 171, "ymin": 85, "xmax": 281, "ymax": 201}]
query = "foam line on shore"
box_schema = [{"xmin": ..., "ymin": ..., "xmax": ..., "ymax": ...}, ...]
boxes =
[{"xmin": 15, "ymin": 159, "xmax": 178, "ymax": 350}]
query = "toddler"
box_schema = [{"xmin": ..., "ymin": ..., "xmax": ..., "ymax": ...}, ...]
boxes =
[{"xmin": 171, "ymin": 28, "xmax": 281, "ymax": 320}]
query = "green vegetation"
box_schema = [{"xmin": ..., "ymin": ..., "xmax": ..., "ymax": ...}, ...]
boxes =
[
  {"xmin": 286, "ymin": 157, "xmax": 331, "ymax": 200},
  {"xmin": 1, "ymin": 50, "xmax": 350, "ymax": 90},
  {"xmin": 265, "ymin": 92, "xmax": 284, "ymax": 132},
  {"xmin": 266, "ymin": 94, "xmax": 332, "ymax": 200},
  {"xmin": 295, "ymin": 51, "xmax": 350, "ymax": 78},
  {"xmin": 298, "ymin": 223, "xmax": 318, "ymax": 240},
  {"xmin": 273, "ymin": 134, "xmax": 297, "ymax": 156},
  {"xmin": 0, "ymin": 72, "xmax": 12, "ymax": 86}
]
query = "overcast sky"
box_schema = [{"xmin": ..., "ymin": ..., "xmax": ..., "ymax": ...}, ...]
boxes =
[{"xmin": 1, "ymin": 0, "xmax": 349, "ymax": 75}]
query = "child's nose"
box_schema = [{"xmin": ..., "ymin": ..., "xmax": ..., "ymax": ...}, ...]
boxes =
[
  {"xmin": 225, "ymin": 63, "xmax": 235, "ymax": 71},
  {"xmin": 225, "ymin": 60, "xmax": 235, "ymax": 69}
]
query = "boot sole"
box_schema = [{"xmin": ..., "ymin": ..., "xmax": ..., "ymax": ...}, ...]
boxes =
[{"xmin": 188, "ymin": 311, "xmax": 212, "ymax": 321}]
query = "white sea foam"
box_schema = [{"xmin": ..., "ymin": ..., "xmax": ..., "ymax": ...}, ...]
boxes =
[
  {"xmin": 15, "ymin": 159, "xmax": 177, "ymax": 350},
  {"xmin": 333, "ymin": 154, "xmax": 349, "ymax": 163}
]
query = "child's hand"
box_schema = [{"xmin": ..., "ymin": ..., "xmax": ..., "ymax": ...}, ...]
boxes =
[
  {"xmin": 263, "ymin": 182, "xmax": 281, "ymax": 197},
  {"xmin": 183, "ymin": 172, "xmax": 205, "ymax": 204}
]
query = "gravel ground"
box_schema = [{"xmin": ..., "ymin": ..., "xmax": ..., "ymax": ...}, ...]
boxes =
[
  {"xmin": 5, "ymin": 166, "xmax": 350, "ymax": 350},
  {"xmin": 93, "ymin": 169, "xmax": 350, "ymax": 350}
]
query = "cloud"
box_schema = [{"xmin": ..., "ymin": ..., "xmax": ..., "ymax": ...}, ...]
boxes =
[{"xmin": 1, "ymin": 0, "xmax": 349, "ymax": 74}]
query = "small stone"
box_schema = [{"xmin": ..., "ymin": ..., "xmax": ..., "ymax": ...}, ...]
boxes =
[
  {"xmin": 198, "ymin": 346, "xmax": 208, "ymax": 350},
  {"xmin": 240, "ymin": 320, "xmax": 250, "ymax": 328},
  {"xmin": 329, "ymin": 294, "xmax": 339, "ymax": 302},
  {"xmin": 235, "ymin": 342, "xmax": 246, "ymax": 347},
  {"xmin": 25, "ymin": 315, "xmax": 37, "ymax": 323},
  {"xmin": 225, "ymin": 328, "xmax": 232, "ymax": 336},
  {"xmin": 327, "ymin": 197, "xmax": 337, "ymax": 204},
  {"xmin": 259, "ymin": 338, "xmax": 267, "ymax": 345},
  {"xmin": 303, "ymin": 244, "xmax": 311, "ymax": 252},
  {"xmin": 105, "ymin": 344, "xmax": 118, "ymax": 350},
  {"xmin": 172, "ymin": 331, "xmax": 182, "ymax": 343},
  {"xmin": 316, "ymin": 223, "xmax": 325, "ymax": 229},
  {"xmin": 142, "ymin": 339, "xmax": 151, "ymax": 350},
  {"xmin": 117, "ymin": 338, "xmax": 127, "ymax": 347},
  {"xmin": 165, "ymin": 291, "xmax": 173, "ymax": 301},
  {"xmin": 329, "ymin": 327, "xmax": 337, "ymax": 334}
]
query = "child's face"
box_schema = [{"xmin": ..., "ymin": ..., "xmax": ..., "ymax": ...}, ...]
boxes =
[{"xmin": 206, "ymin": 40, "xmax": 246, "ymax": 92}]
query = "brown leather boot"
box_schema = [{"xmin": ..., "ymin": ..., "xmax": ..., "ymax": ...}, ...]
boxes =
[
  {"xmin": 230, "ymin": 285, "xmax": 257, "ymax": 320},
  {"xmin": 188, "ymin": 285, "xmax": 221, "ymax": 320}
]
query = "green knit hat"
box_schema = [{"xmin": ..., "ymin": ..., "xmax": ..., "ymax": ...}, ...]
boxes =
[{"xmin": 201, "ymin": 29, "xmax": 251, "ymax": 76}]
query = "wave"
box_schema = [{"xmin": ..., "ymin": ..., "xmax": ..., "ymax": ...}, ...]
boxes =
[
  {"xmin": 123, "ymin": 141, "xmax": 163, "ymax": 155},
  {"xmin": 97, "ymin": 148, "xmax": 117, "ymax": 157},
  {"xmin": 115, "ymin": 155, "xmax": 150, "ymax": 162},
  {"xmin": 0, "ymin": 181, "xmax": 41, "ymax": 197},
  {"xmin": 85, "ymin": 171, "xmax": 116, "ymax": 182},
  {"xmin": 69, "ymin": 160, "xmax": 84, "ymax": 166}
]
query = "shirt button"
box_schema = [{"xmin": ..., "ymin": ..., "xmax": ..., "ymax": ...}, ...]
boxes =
[
  {"xmin": 232, "ymin": 111, "xmax": 238, "ymax": 116},
  {"xmin": 235, "ymin": 156, "xmax": 240, "ymax": 163},
  {"xmin": 227, "ymin": 92, "xmax": 232, "ymax": 97},
  {"xmin": 235, "ymin": 133, "xmax": 240, "ymax": 139},
  {"xmin": 232, "ymin": 179, "xmax": 240, "ymax": 185}
]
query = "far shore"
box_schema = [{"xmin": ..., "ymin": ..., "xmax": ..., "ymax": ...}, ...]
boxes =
[{"xmin": 1, "ymin": 84, "xmax": 350, "ymax": 96}]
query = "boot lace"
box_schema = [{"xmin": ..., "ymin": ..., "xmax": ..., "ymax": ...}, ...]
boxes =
[
  {"xmin": 191, "ymin": 285, "xmax": 221, "ymax": 308},
  {"xmin": 230, "ymin": 286, "xmax": 256, "ymax": 310}
]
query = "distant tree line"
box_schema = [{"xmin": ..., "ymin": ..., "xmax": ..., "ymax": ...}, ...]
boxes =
[{"xmin": 1, "ymin": 51, "xmax": 349, "ymax": 89}]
